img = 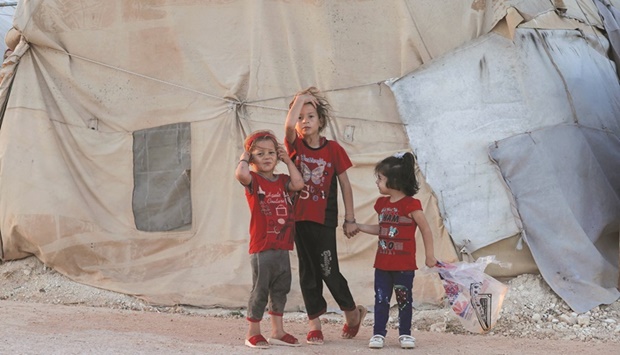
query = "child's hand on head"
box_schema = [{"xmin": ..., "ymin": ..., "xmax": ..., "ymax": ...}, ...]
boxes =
[
  {"xmin": 296, "ymin": 93, "xmax": 318, "ymax": 107},
  {"xmin": 240, "ymin": 151, "xmax": 251, "ymax": 162},
  {"xmin": 277, "ymin": 145, "xmax": 290, "ymax": 163}
]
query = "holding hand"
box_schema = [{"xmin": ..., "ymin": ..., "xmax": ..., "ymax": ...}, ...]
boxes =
[{"xmin": 343, "ymin": 220, "xmax": 359, "ymax": 238}]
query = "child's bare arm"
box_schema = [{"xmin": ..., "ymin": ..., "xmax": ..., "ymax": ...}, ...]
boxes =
[
  {"xmin": 412, "ymin": 210, "xmax": 437, "ymax": 267},
  {"xmin": 279, "ymin": 144, "xmax": 304, "ymax": 191},
  {"xmin": 355, "ymin": 223, "xmax": 380, "ymax": 235},
  {"xmin": 337, "ymin": 171, "xmax": 359, "ymax": 237},
  {"xmin": 235, "ymin": 151, "xmax": 252, "ymax": 186}
]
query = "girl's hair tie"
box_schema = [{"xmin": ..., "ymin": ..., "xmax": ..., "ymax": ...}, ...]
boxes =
[{"xmin": 393, "ymin": 151, "xmax": 406, "ymax": 159}]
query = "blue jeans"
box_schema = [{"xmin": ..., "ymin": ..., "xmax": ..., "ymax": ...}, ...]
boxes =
[{"xmin": 373, "ymin": 269, "xmax": 415, "ymax": 336}]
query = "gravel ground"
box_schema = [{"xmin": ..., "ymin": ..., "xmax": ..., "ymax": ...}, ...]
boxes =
[{"xmin": 1, "ymin": 256, "xmax": 619, "ymax": 354}]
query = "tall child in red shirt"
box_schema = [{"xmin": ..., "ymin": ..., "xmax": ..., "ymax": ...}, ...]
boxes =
[
  {"xmin": 355, "ymin": 152, "xmax": 437, "ymax": 350},
  {"xmin": 235, "ymin": 130, "xmax": 305, "ymax": 349},
  {"xmin": 285, "ymin": 87, "xmax": 366, "ymax": 345}
]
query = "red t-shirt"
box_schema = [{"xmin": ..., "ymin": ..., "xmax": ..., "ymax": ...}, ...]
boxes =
[
  {"xmin": 285, "ymin": 136, "xmax": 352, "ymax": 228},
  {"xmin": 373, "ymin": 196, "xmax": 422, "ymax": 271},
  {"xmin": 244, "ymin": 171, "xmax": 295, "ymax": 254}
]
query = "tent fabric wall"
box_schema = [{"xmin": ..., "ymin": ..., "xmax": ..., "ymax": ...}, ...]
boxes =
[
  {"xmin": 2, "ymin": 0, "xmax": 510, "ymax": 308},
  {"xmin": 0, "ymin": 3, "xmax": 15, "ymax": 55},
  {"xmin": 0, "ymin": 0, "xmax": 618, "ymax": 312}
]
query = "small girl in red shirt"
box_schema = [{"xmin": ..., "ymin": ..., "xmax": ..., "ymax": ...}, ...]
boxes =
[
  {"xmin": 355, "ymin": 152, "xmax": 438, "ymax": 350},
  {"xmin": 235, "ymin": 130, "xmax": 304, "ymax": 349}
]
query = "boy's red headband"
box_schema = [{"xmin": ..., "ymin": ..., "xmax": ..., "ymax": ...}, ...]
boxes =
[{"xmin": 244, "ymin": 130, "xmax": 278, "ymax": 152}]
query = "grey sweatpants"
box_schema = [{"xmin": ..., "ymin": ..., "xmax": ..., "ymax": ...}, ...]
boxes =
[{"xmin": 247, "ymin": 249, "xmax": 292, "ymax": 321}]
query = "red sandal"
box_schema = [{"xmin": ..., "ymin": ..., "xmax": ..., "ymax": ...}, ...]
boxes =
[
  {"xmin": 268, "ymin": 333, "xmax": 300, "ymax": 347},
  {"xmin": 306, "ymin": 330, "xmax": 324, "ymax": 345},
  {"xmin": 245, "ymin": 334, "xmax": 269, "ymax": 349},
  {"xmin": 342, "ymin": 305, "xmax": 367, "ymax": 339}
]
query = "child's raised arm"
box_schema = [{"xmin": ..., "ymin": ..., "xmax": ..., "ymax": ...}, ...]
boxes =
[
  {"xmin": 235, "ymin": 151, "xmax": 252, "ymax": 186},
  {"xmin": 285, "ymin": 92, "xmax": 317, "ymax": 144},
  {"xmin": 411, "ymin": 210, "xmax": 437, "ymax": 267}
]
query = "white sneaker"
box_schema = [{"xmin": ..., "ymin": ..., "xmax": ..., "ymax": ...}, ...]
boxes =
[
  {"xmin": 368, "ymin": 334, "xmax": 385, "ymax": 349},
  {"xmin": 399, "ymin": 334, "xmax": 415, "ymax": 349}
]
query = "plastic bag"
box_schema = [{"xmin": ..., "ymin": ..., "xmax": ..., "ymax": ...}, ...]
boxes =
[{"xmin": 432, "ymin": 256, "xmax": 509, "ymax": 333}]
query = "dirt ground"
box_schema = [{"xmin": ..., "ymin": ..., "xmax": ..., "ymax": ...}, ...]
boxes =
[
  {"xmin": 2, "ymin": 256, "xmax": 619, "ymax": 354},
  {"xmin": 1, "ymin": 300, "xmax": 618, "ymax": 355}
]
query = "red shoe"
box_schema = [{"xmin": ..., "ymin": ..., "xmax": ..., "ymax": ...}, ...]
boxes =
[
  {"xmin": 268, "ymin": 333, "xmax": 301, "ymax": 347},
  {"xmin": 245, "ymin": 334, "xmax": 269, "ymax": 349},
  {"xmin": 306, "ymin": 330, "xmax": 324, "ymax": 345},
  {"xmin": 342, "ymin": 305, "xmax": 367, "ymax": 339}
]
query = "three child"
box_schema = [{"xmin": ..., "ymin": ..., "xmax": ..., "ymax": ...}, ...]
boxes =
[{"xmin": 237, "ymin": 88, "xmax": 437, "ymax": 349}]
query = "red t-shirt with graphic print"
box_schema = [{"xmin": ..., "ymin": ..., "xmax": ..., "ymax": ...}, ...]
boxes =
[
  {"xmin": 285, "ymin": 136, "xmax": 352, "ymax": 228},
  {"xmin": 373, "ymin": 196, "xmax": 422, "ymax": 271},
  {"xmin": 244, "ymin": 171, "xmax": 295, "ymax": 254}
]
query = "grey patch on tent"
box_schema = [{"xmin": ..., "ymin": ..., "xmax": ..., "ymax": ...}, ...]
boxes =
[
  {"xmin": 489, "ymin": 123, "xmax": 620, "ymax": 313},
  {"xmin": 132, "ymin": 122, "xmax": 192, "ymax": 232}
]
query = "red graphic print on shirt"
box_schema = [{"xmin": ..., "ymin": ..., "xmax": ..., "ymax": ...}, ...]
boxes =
[
  {"xmin": 245, "ymin": 172, "xmax": 295, "ymax": 254},
  {"xmin": 373, "ymin": 196, "xmax": 423, "ymax": 271}
]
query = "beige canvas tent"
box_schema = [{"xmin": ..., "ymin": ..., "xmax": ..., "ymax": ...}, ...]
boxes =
[{"xmin": 0, "ymin": 0, "xmax": 618, "ymax": 313}]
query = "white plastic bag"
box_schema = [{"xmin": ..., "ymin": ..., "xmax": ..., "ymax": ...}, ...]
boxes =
[{"xmin": 432, "ymin": 256, "xmax": 509, "ymax": 333}]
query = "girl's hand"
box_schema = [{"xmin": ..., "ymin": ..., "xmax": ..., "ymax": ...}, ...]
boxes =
[
  {"xmin": 296, "ymin": 93, "xmax": 318, "ymax": 107},
  {"xmin": 277, "ymin": 145, "xmax": 291, "ymax": 164},
  {"xmin": 343, "ymin": 221, "xmax": 359, "ymax": 238},
  {"xmin": 239, "ymin": 151, "xmax": 251, "ymax": 162},
  {"xmin": 425, "ymin": 256, "xmax": 438, "ymax": 268}
]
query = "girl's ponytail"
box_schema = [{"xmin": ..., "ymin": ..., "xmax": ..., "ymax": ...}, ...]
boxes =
[
  {"xmin": 375, "ymin": 151, "xmax": 419, "ymax": 196},
  {"xmin": 401, "ymin": 152, "xmax": 419, "ymax": 196}
]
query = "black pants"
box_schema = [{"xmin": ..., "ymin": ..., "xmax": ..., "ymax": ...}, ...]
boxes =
[{"xmin": 295, "ymin": 221, "xmax": 356, "ymax": 319}]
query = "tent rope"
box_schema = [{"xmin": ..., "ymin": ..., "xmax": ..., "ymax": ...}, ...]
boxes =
[{"xmin": 62, "ymin": 50, "xmax": 239, "ymax": 105}]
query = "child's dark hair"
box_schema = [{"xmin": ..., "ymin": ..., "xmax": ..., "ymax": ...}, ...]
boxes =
[{"xmin": 375, "ymin": 152, "xmax": 419, "ymax": 196}]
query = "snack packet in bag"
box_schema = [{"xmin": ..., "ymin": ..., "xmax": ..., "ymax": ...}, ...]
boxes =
[{"xmin": 432, "ymin": 256, "xmax": 509, "ymax": 333}]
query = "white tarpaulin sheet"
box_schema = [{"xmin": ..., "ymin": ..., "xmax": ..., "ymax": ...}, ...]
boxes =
[
  {"xmin": 388, "ymin": 28, "xmax": 620, "ymax": 252},
  {"xmin": 489, "ymin": 124, "xmax": 620, "ymax": 313}
]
